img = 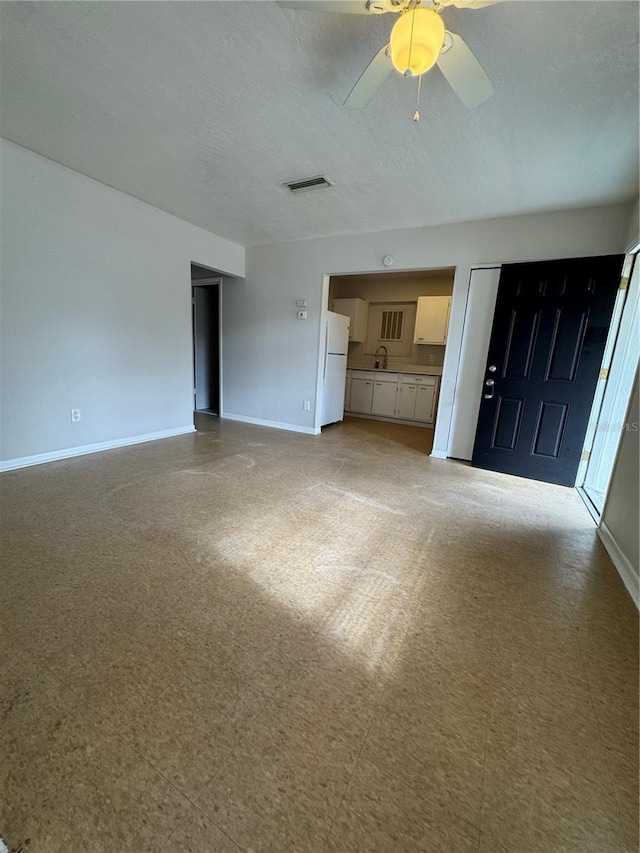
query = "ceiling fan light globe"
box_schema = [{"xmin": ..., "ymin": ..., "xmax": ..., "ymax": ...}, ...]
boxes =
[{"xmin": 390, "ymin": 8, "xmax": 445, "ymax": 76}]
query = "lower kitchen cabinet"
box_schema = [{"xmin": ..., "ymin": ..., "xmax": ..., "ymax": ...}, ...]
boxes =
[
  {"xmin": 397, "ymin": 377, "xmax": 437, "ymax": 422},
  {"xmin": 372, "ymin": 378, "xmax": 398, "ymax": 416},
  {"xmin": 397, "ymin": 384, "xmax": 418, "ymax": 419},
  {"xmin": 345, "ymin": 370, "xmax": 438, "ymax": 425},
  {"xmin": 414, "ymin": 384, "xmax": 436, "ymax": 422},
  {"xmin": 349, "ymin": 376, "xmax": 374, "ymax": 413}
]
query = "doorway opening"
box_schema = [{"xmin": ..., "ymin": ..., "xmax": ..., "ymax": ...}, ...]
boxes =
[
  {"xmin": 326, "ymin": 268, "xmax": 455, "ymax": 452},
  {"xmin": 191, "ymin": 264, "xmax": 221, "ymax": 429}
]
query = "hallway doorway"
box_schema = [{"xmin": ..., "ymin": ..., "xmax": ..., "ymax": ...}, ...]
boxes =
[{"xmin": 191, "ymin": 266, "xmax": 221, "ymax": 424}]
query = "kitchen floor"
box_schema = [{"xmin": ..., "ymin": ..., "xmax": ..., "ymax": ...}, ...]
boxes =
[
  {"xmin": 338, "ymin": 415, "xmax": 434, "ymax": 454},
  {"xmin": 1, "ymin": 418, "xmax": 637, "ymax": 852}
]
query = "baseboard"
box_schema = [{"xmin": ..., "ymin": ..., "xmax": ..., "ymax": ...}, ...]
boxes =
[
  {"xmin": 222, "ymin": 412, "xmax": 320, "ymax": 435},
  {"xmin": 345, "ymin": 412, "xmax": 432, "ymax": 429},
  {"xmin": 429, "ymin": 449, "xmax": 448, "ymax": 459},
  {"xmin": 598, "ymin": 522, "xmax": 640, "ymax": 609},
  {"xmin": 0, "ymin": 426, "xmax": 196, "ymax": 472}
]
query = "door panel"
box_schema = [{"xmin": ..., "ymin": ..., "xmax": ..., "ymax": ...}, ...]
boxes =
[
  {"xmin": 415, "ymin": 384, "xmax": 436, "ymax": 423},
  {"xmin": 397, "ymin": 385, "xmax": 417, "ymax": 419},
  {"xmin": 472, "ymin": 255, "xmax": 623, "ymax": 486},
  {"xmin": 546, "ymin": 309, "xmax": 588, "ymax": 382},
  {"xmin": 322, "ymin": 354, "xmax": 348, "ymax": 425},
  {"xmin": 372, "ymin": 381, "xmax": 398, "ymax": 417},
  {"xmin": 503, "ymin": 309, "xmax": 540, "ymax": 379},
  {"xmin": 350, "ymin": 379, "xmax": 374, "ymax": 413},
  {"xmin": 531, "ymin": 401, "xmax": 568, "ymax": 458},
  {"xmin": 492, "ymin": 397, "xmax": 523, "ymax": 451}
]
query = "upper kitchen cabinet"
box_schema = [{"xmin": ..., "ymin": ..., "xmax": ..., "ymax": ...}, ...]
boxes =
[
  {"xmin": 333, "ymin": 298, "xmax": 368, "ymax": 343},
  {"xmin": 413, "ymin": 296, "xmax": 451, "ymax": 345}
]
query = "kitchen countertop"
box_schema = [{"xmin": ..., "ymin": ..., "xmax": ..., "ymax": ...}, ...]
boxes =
[{"xmin": 348, "ymin": 364, "xmax": 443, "ymax": 377}]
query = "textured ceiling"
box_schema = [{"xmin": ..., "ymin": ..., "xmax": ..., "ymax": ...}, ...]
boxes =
[{"xmin": 1, "ymin": 1, "xmax": 638, "ymax": 246}]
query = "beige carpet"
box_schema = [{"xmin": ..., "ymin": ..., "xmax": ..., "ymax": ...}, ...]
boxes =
[{"xmin": 1, "ymin": 416, "xmax": 637, "ymax": 852}]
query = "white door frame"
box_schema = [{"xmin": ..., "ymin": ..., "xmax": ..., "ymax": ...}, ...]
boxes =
[{"xmin": 577, "ymin": 247, "xmax": 639, "ymax": 518}]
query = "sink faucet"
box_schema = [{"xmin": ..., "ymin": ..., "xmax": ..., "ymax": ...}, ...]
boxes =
[{"xmin": 374, "ymin": 345, "xmax": 388, "ymax": 370}]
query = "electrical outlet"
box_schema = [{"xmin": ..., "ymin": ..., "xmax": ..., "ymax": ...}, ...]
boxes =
[
  {"xmin": 71, "ymin": 408, "xmax": 81, "ymax": 422},
  {"xmin": 428, "ymin": 354, "xmax": 436, "ymax": 363},
  {"xmin": 297, "ymin": 310, "xmax": 308, "ymax": 320},
  {"xmin": 303, "ymin": 400, "xmax": 311, "ymax": 411}
]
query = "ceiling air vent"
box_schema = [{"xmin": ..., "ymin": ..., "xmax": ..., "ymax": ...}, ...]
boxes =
[{"xmin": 284, "ymin": 175, "xmax": 333, "ymax": 194}]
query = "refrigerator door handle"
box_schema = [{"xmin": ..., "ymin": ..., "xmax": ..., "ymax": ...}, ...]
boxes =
[{"xmin": 323, "ymin": 323, "xmax": 329, "ymax": 382}]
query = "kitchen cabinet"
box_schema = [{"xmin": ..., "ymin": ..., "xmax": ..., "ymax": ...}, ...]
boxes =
[
  {"xmin": 397, "ymin": 383, "xmax": 418, "ymax": 419},
  {"xmin": 397, "ymin": 375, "xmax": 437, "ymax": 422},
  {"xmin": 333, "ymin": 298, "xmax": 368, "ymax": 343},
  {"xmin": 415, "ymin": 384, "xmax": 436, "ymax": 422},
  {"xmin": 372, "ymin": 377, "xmax": 398, "ymax": 416},
  {"xmin": 349, "ymin": 376, "xmax": 374, "ymax": 413},
  {"xmin": 414, "ymin": 296, "xmax": 451, "ymax": 345},
  {"xmin": 345, "ymin": 370, "xmax": 438, "ymax": 425}
]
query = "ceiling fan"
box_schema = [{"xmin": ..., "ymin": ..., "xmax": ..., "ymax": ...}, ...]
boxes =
[{"xmin": 279, "ymin": 0, "xmax": 501, "ymax": 113}]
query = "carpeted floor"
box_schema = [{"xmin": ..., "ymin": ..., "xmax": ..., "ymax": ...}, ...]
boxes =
[{"xmin": 1, "ymin": 416, "xmax": 637, "ymax": 852}]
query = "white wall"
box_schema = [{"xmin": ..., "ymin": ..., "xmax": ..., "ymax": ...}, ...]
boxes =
[
  {"xmin": 599, "ymin": 370, "xmax": 640, "ymax": 607},
  {"xmin": 224, "ymin": 203, "xmax": 632, "ymax": 443},
  {"xmin": 626, "ymin": 198, "xmax": 639, "ymax": 249},
  {"xmin": 0, "ymin": 141, "xmax": 244, "ymax": 466}
]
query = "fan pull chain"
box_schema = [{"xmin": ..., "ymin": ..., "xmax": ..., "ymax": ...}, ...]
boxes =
[{"xmin": 413, "ymin": 73, "xmax": 422, "ymax": 122}]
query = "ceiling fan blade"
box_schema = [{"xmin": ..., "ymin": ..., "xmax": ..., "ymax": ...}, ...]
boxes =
[
  {"xmin": 436, "ymin": 31, "xmax": 494, "ymax": 109},
  {"xmin": 344, "ymin": 44, "xmax": 392, "ymax": 109},
  {"xmin": 436, "ymin": 0, "xmax": 503, "ymax": 8},
  {"xmin": 278, "ymin": 1, "xmax": 372, "ymax": 14}
]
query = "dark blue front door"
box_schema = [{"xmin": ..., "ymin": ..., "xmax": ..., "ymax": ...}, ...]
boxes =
[{"xmin": 472, "ymin": 255, "xmax": 624, "ymax": 486}]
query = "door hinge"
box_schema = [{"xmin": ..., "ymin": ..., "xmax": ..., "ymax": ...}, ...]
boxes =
[
  {"xmin": 581, "ymin": 450, "xmax": 591, "ymax": 462},
  {"xmin": 599, "ymin": 367, "xmax": 609, "ymax": 381},
  {"xmin": 619, "ymin": 276, "xmax": 629, "ymax": 291}
]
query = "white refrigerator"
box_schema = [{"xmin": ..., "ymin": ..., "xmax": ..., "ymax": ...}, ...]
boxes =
[{"xmin": 321, "ymin": 311, "xmax": 350, "ymax": 426}]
